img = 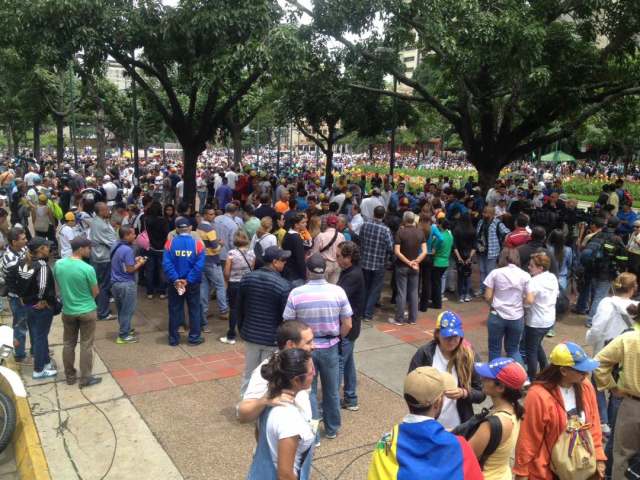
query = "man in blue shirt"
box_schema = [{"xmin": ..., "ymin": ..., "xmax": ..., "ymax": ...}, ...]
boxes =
[
  {"xmin": 214, "ymin": 177, "xmax": 233, "ymax": 211},
  {"xmin": 110, "ymin": 226, "xmax": 147, "ymax": 344},
  {"xmin": 163, "ymin": 217, "xmax": 206, "ymax": 346}
]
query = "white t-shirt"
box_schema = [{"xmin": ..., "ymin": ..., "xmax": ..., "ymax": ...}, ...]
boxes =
[
  {"xmin": 242, "ymin": 358, "xmax": 312, "ymax": 419},
  {"xmin": 432, "ymin": 346, "xmax": 461, "ymax": 430},
  {"xmin": 266, "ymin": 404, "xmax": 315, "ymax": 475},
  {"xmin": 484, "ymin": 264, "xmax": 531, "ymax": 320},
  {"xmin": 559, "ymin": 385, "xmax": 586, "ymax": 422},
  {"xmin": 225, "ymin": 171, "xmax": 238, "ymax": 189},
  {"xmin": 103, "ymin": 182, "xmax": 118, "ymax": 202},
  {"xmin": 526, "ymin": 271, "xmax": 559, "ymax": 328},
  {"xmin": 586, "ymin": 296, "xmax": 636, "ymax": 353},
  {"xmin": 58, "ymin": 224, "xmax": 79, "ymax": 258}
]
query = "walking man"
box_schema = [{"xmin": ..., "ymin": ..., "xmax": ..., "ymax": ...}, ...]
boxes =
[
  {"xmin": 163, "ymin": 217, "xmax": 205, "ymax": 346},
  {"xmin": 110, "ymin": 226, "xmax": 146, "ymax": 344},
  {"xmin": 283, "ymin": 253, "xmax": 352, "ymax": 441},
  {"xmin": 90, "ymin": 202, "xmax": 117, "ymax": 320},
  {"xmin": 53, "ymin": 237, "xmax": 102, "ymax": 388}
]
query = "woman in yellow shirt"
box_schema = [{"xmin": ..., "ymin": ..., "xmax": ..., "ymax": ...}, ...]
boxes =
[{"xmin": 468, "ymin": 357, "xmax": 528, "ymax": 479}]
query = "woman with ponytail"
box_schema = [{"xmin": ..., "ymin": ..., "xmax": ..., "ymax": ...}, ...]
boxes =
[
  {"xmin": 247, "ymin": 348, "xmax": 316, "ymax": 480},
  {"xmin": 469, "ymin": 357, "xmax": 527, "ymax": 479},
  {"xmin": 408, "ymin": 311, "xmax": 486, "ymax": 429}
]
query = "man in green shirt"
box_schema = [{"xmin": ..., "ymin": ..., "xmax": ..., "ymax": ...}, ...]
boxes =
[{"xmin": 53, "ymin": 237, "xmax": 102, "ymax": 388}]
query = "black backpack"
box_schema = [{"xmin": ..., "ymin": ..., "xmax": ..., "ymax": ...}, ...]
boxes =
[
  {"xmin": 253, "ymin": 235, "xmax": 271, "ymax": 269},
  {"xmin": 451, "ymin": 408, "xmax": 504, "ymax": 469}
]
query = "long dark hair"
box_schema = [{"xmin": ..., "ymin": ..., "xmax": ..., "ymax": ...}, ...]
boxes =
[
  {"xmin": 501, "ymin": 385, "xmax": 525, "ymax": 420},
  {"xmin": 548, "ymin": 229, "xmax": 566, "ymax": 267},
  {"xmin": 260, "ymin": 348, "xmax": 311, "ymax": 399},
  {"xmin": 535, "ymin": 365, "xmax": 584, "ymax": 414}
]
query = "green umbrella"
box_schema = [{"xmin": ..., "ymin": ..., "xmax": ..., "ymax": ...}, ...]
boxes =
[{"xmin": 540, "ymin": 151, "xmax": 576, "ymax": 163}]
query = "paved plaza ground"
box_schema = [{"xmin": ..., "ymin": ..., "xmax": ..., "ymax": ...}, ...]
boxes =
[{"xmin": 17, "ymin": 280, "xmax": 592, "ymax": 480}]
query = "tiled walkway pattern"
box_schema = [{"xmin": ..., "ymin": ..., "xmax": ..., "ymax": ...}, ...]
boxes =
[{"xmin": 112, "ymin": 350, "xmax": 245, "ymax": 396}]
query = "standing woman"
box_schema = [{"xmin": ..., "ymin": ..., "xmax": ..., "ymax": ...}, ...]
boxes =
[
  {"xmin": 514, "ymin": 342, "xmax": 606, "ymax": 480},
  {"xmin": 246, "ymin": 348, "xmax": 316, "ymax": 480},
  {"xmin": 431, "ymin": 215, "xmax": 454, "ymax": 309},
  {"xmin": 468, "ymin": 358, "xmax": 527, "ymax": 479},
  {"xmin": 418, "ymin": 212, "xmax": 436, "ymax": 312},
  {"xmin": 484, "ymin": 247, "xmax": 531, "ymax": 363},
  {"xmin": 594, "ymin": 303, "xmax": 640, "ymax": 480},
  {"xmin": 282, "ymin": 213, "xmax": 307, "ymax": 287},
  {"xmin": 453, "ymin": 213, "xmax": 477, "ymax": 303},
  {"xmin": 250, "ymin": 217, "xmax": 277, "ymax": 268},
  {"xmin": 547, "ymin": 229, "xmax": 573, "ymax": 291},
  {"xmin": 408, "ymin": 311, "xmax": 486, "ymax": 429},
  {"xmin": 273, "ymin": 213, "xmax": 287, "ymax": 247},
  {"xmin": 144, "ymin": 201, "xmax": 170, "ymax": 300},
  {"xmin": 521, "ymin": 252, "xmax": 559, "ymax": 380},
  {"xmin": 163, "ymin": 204, "xmax": 176, "ymax": 231},
  {"xmin": 626, "ymin": 220, "xmax": 640, "ymax": 279},
  {"xmin": 220, "ymin": 230, "xmax": 255, "ymax": 345}
]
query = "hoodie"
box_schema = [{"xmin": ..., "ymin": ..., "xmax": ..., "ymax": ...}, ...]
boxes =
[{"xmin": 586, "ymin": 296, "xmax": 636, "ymax": 353}]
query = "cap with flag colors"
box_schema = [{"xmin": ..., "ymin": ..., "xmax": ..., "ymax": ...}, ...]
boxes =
[
  {"xmin": 549, "ymin": 341, "xmax": 600, "ymax": 372},
  {"xmin": 435, "ymin": 311, "xmax": 464, "ymax": 338}
]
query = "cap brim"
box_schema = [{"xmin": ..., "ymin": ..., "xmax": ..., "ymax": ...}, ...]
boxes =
[
  {"xmin": 572, "ymin": 358, "xmax": 600, "ymax": 373},
  {"xmin": 440, "ymin": 371, "xmax": 458, "ymax": 391},
  {"xmin": 474, "ymin": 362, "xmax": 496, "ymax": 379},
  {"xmin": 439, "ymin": 327, "xmax": 464, "ymax": 338}
]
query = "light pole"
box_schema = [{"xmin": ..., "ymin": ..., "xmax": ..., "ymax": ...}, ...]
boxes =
[
  {"xmin": 69, "ymin": 67, "xmax": 78, "ymax": 169},
  {"xmin": 131, "ymin": 52, "xmax": 140, "ymax": 185},
  {"xmin": 276, "ymin": 126, "xmax": 281, "ymax": 176},
  {"xmin": 390, "ymin": 75, "xmax": 397, "ymax": 177}
]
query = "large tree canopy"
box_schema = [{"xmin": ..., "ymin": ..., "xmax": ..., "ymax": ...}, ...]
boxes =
[{"xmin": 288, "ymin": 0, "xmax": 640, "ymax": 190}]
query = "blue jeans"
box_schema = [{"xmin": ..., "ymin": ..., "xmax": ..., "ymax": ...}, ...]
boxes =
[
  {"xmin": 112, "ymin": 281, "xmax": 137, "ymax": 338},
  {"xmin": 339, "ymin": 338, "xmax": 357, "ymax": 406},
  {"xmin": 487, "ymin": 312, "xmax": 524, "ymax": 364},
  {"xmin": 168, "ymin": 283, "xmax": 202, "ymax": 345},
  {"xmin": 145, "ymin": 250, "xmax": 166, "ymax": 295},
  {"xmin": 363, "ymin": 268, "xmax": 385, "ymax": 319},
  {"xmin": 27, "ymin": 306, "xmax": 53, "ymax": 373},
  {"xmin": 198, "ymin": 191, "xmax": 208, "ymax": 213},
  {"xmin": 457, "ymin": 266, "xmax": 471, "ymax": 299},
  {"xmin": 226, "ymin": 282, "xmax": 240, "ymax": 340},
  {"xmin": 520, "ymin": 325, "xmax": 550, "ymax": 379},
  {"xmin": 478, "ymin": 255, "xmax": 497, "ymax": 293},
  {"xmin": 9, "ymin": 296, "xmax": 30, "ymax": 359},
  {"xmin": 588, "ymin": 280, "xmax": 611, "ymax": 321},
  {"xmin": 311, "ymin": 344, "xmax": 341, "ymax": 436},
  {"xmin": 200, "ymin": 262, "xmax": 228, "ymax": 327},
  {"xmin": 576, "ymin": 277, "xmax": 593, "ymax": 313},
  {"xmin": 93, "ymin": 261, "xmax": 112, "ymax": 319}
]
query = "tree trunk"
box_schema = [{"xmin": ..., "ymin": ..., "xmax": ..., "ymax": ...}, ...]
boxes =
[
  {"xmin": 10, "ymin": 124, "xmax": 19, "ymax": 158},
  {"xmin": 54, "ymin": 114, "xmax": 65, "ymax": 166},
  {"xmin": 95, "ymin": 95, "xmax": 106, "ymax": 175},
  {"xmin": 325, "ymin": 145, "xmax": 334, "ymax": 189},
  {"xmin": 6, "ymin": 125, "xmax": 13, "ymax": 159},
  {"xmin": 231, "ymin": 125, "xmax": 242, "ymax": 168},
  {"xmin": 368, "ymin": 143, "xmax": 374, "ymax": 163},
  {"xmin": 182, "ymin": 144, "xmax": 202, "ymax": 208},
  {"xmin": 476, "ymin": 164, "xmax": 501, "ymax": 195},
  {"xmin": 33, "ymin": 118, "xmax": 41, "ymax": 161}
]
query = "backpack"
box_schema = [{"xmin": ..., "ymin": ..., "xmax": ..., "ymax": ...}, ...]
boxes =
[
  {"xmin": 451, "ymin": 408, "xmax": 504, "ymax": 469},
  {"xmin": 253, "ymin": 238, "xmax": 265, "ymax": 269}
]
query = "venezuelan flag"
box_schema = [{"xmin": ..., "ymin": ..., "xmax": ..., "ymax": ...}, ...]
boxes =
[{"xmin": 368, "ymin": 420, "xmax": 483, "ymax": 480}]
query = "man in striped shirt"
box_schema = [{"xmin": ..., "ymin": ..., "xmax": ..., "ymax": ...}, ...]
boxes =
[{"xmin": 283, "ymin": 253, "xmax": 352, "ymax": 441}]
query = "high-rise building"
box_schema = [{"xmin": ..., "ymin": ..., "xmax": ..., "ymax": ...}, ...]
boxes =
[{"xmin": 105, "ymin": 60, "xmax": 129, "ymax": 91}]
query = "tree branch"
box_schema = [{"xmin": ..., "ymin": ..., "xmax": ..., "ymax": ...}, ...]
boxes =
[
  {"xmin": 348, "ymin": 83, "xmax": 426, "ymax": 103},
  {"xmin": 295, "ymin": 120, "xmax": 328, "ymax": 154}
]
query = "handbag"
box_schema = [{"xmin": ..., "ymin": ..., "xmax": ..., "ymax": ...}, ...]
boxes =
[
  {"xmin": 135, "ymin": 230, "xmax": 150, "ymax": 251},
  {"xmin": 550, "ymin": 416, "xmax": 597, "ymax": 480}
]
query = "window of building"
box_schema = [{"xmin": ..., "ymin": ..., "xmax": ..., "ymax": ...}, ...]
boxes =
[{"xmin": 404, "ymin": 56, "xmax": 415, "ymax": 63}]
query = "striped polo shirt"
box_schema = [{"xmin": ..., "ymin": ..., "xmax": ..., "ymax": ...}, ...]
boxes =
[{"xmin": 283, "ymin": 279, "xmax": 353, "ymax": 349}]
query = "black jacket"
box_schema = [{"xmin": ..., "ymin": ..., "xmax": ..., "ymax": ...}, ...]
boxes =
[
  {"xmin": 20, "ymin": 259, "xmax": 56, "ymax": 307},
  {"xmin": 337, "ymin": 265, "xmax": 365, "ymax": 341},
  {"xmin": 408, "ymin": 340, "xmax": 486, "ymax": 423},
  {"xmin": 282, "ymin": 232, "xmax": 306, "ymax": 282},
  {"xmin": 254, "ymin": 204, "xmax": 277, "ymax": 223}
]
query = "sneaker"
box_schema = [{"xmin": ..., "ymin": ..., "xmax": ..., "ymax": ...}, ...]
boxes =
[
  {"xmin": 315, "ymin": 439, "xmax": 321, "ymax": 448},
  {"xmin": 442, "ymin": 296, "xmax": 449, "ymax": 302},
  {"xmin": 585, "ymin": 320, "xmax": 593, "ymax": 328},
  {"xmin": 109, "ymin": 297, "xmax": 115, "ymax": 303},
  {"xmin": 99, "ymin": 314, "xmax": 115, "ymax": 321},
  {"xmin": 116, "ymin": 335, "xmax": 138, "ymax": 344},
  {"xmin": 129, "ymin": 328, "xmax": 136, "ymax": 335},
  {"xmin": 66, "ymin": 376, "xmax": 77, "ymax": 386},
  {"xmin": 188, "ymin": 337, "xmax": 205, "ymax": 346},
  {"xmin": 44, "ymin": 360, "xmax": 57, "ymax": 370},
  {"xmin": 341, "ymin": 401, "xmax": 359, "ymax": 411},
  {"xmin": 459, "ymin": 297, "xmax": 465, "ymax": 303},
  {"xmin": 219, "ymin": 336, "xmax": 236, "ymax": 345},
  {"xmin": 159, "ymin": 294, "xmax": 167, "ymax": 300},
  {"xmin": 407, "ymin": 320, "xmax": 416, "ymax": 325},
  {"xmin": 80, "ymin": 376, "xmax": 102, "ymax": 388},
  {"xmin": 465, "ymin": 296, "xmax": 472, "ymax": 302},
  {"xmin": 325, "ymin": 432, "xmax": 337, "ymax": 440},
  {"xmin": 546, "ymin": 328, "xmax": 556, "ymax": 338},
  {"xmin": 202, "ymin": 326, "xmax": 212, "ymax": 333},
  {"xmin": 219, "ymin": 311, "xmax": 229, "ymax": 321},
  {"xmin": 363, "ymin": 317, "xmax": 372, "ymax": 323},
  {"xmin": 387, "ymin": 318, "xmax": 404, "ymax": 326},
  {"xmin": 32, "ymin": 368, "xmax": 57, "ymax": 379},
  {"xmin": 15, "ymin": 356, "xmax": 32, "ymax": 366},
  {"xmin": 601, "ymin": 424, "xmax": 611, "ymax": 435}
]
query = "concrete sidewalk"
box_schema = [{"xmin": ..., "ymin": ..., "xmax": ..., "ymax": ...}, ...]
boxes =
[{"xmin": 15, "ymin": 287, "xmax": 594, "ymax": 479}]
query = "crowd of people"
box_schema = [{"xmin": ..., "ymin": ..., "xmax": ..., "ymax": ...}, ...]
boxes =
[{"xmin": 0, "ymin": 150, "xmax": 638, "ymax": 479}]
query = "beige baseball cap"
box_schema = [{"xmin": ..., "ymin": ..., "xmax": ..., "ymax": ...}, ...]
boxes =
[{"xmin": 404, "ymin": 367, "xmax": 457, "ymax": 408}]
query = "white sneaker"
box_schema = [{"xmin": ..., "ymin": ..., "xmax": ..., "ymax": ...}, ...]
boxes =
[
  {"xmin": 159, "ymin": 294, "xmax": 167, "ymax": 300},
  {"xmin": 219, "ymin": 336, "xmax": 236, "ymax": 345},
  {"xmin": 601, "ymin": 424, "xmax": 611, "ymax": 435},
  {"xmin": 32, "ymin": 368, "xmax": 57, "ymax": 379},
  {"xmin": 442, "ymin": 296, "xmax": 448, "ymax": 302},
  {"xmin": 387, "ymin": 318, "xmax": 404, "ymax": 326},
  {"xmin": 147, "ymin": 294, "xmax": 154, "ymax": 300}
]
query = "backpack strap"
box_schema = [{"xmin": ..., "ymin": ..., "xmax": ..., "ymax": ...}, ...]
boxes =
[
  {"xmin": 319, "ymin": 229, "xmax": 340, "ymax": 253},
  {"xmin": 110, "ymin": 243, "xmax": 124, "ymax": 261},
  {"xmin": 479, "ymin": 414, "xmax": 504, "ymax": 469}
]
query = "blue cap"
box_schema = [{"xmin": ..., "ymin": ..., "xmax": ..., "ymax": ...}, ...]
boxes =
[
  {"xmin": 435, "ymin": 311, "xmax": 464, "ymax": 338},
  {"xmin": 550, "ymin": 341, "xmax": 600, "ymax": 373}
]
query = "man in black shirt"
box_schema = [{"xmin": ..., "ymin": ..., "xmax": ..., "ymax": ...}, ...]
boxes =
[{"xmin": 336, "ymin": 241, "xmax": 365, "ymax": 411}]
